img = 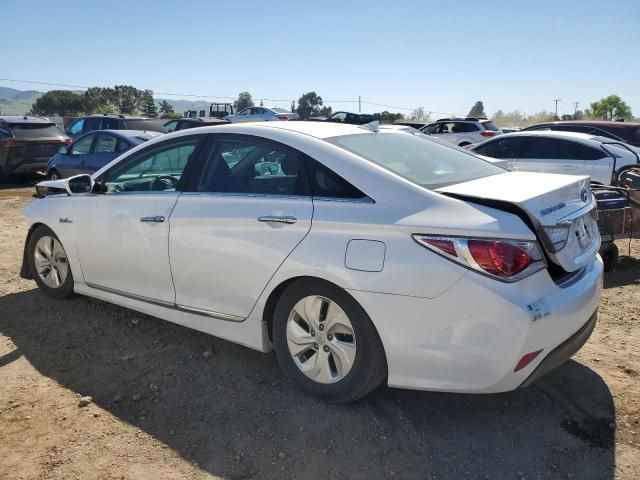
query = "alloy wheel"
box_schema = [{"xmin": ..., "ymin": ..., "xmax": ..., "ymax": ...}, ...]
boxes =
[
  {"xmin": 286, "ymin": 295, "xmax": 357, "ymax": 384},
  {"xmin": 34, "ymin": 235, "xmax": 69, "ymax": 288}
]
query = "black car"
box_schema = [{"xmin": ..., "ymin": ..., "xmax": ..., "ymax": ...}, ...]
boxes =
[
  {"xmin": 308, "ymin": 111, "xmax": 375, "ymax": 125},
  {"xmin": 393, "ymin": 120, "xmax": 429, "ymax": 129},
  {"xmin": 163, "ymin": 117, "xmax": 230, "ymax": 133},
  {"xmin": 0, "ymin": 116, "xmax": 70, "ymax": 182},
  {"xmin": 65, "ymin": 114, "xmax": 167, "ymax": 140}
]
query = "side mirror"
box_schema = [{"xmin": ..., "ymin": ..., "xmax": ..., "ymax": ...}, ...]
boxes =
[
  {"xmin": 65, "ymin": 174, "xmax": 94, "ymax": 195},
  {"xmin": 59, "ymin": 146, "xmax": 69, "ymax": 155}
]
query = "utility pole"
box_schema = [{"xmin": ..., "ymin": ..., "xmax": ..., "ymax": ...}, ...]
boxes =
[
  {"xmin": 573, "ymin": 102, "xmax": 579, "ymax": 115},
  {"xmin": 358, "ymin": 96, "xmax": 361, "ymax": 113},
  {"xmin": 553, "ymin": 99, "xmax": 561, "ymax": 119}
]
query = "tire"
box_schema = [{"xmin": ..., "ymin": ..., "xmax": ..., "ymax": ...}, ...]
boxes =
[
  {"xmin": 48, "ymin": 169, "xmax": 61, "ymax": 180},
  {"xmin": 273, "ymin": 278, "xmax": 387, "ymax": 403},
  {"xmin": 27, "ymin": 225, "xmax": 75, "ymax": 299},
  {"xmin": 599, "ymin": 243, "xmax": 618, "ymax": 272}
]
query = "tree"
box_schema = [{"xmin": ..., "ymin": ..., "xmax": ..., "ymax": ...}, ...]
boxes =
[
  {"xmin": 589, "ymin": 95, "xmax": 633, "ymax": 120},
  {"xmin": 468, "ymin": 101, "xmax": 486, "ymax": 118},
  {"xmin": 31, "ymin": 90, "xmax": 87, "ymax": 116},
  {"xmin": 83, "ymin": 87, "xmax": 113, "ymax": 113},
  {"xmin": 296, "ymin": 92, "xmax": 324, "ymax": 119},
  {"xmin": 317, "ymin": 105, "xmax": 333, "ymax": 117},
  {"xmin": 372, "ymin": 111, "xmax": 404, "ymax": 124},
  {"xmin": 139, "ymin": 91, "xmax": 158, "ymax": 118},
  {"xmin": 110, "ymin": 85, "xmax": 150, "ymax": 114},
  {"xmin": 234, "ymin": 91, "xmax": 254, "ymax": 111},
  {"xmin": 290, "ymin": 100, "xmax": 295, "ymax": 113},
  {"xmin": 406, "ymin": 107, "xmax": 430, "ymax": 123},
  {"xmin": 158, "ymin": 100, "xmax": 177, "ymax": 118}
]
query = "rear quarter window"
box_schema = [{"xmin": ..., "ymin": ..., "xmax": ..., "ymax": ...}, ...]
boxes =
[
  {"xmin": 9, "ymin": 123, "xmax": 63, "ymax": 139},
  {"xmin": 481, "ymin": 121, "xmax": 499, "ymax": 131}
]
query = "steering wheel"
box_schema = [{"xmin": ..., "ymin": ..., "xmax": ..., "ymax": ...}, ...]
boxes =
[{"xmin": 152, "ymin": 175, "xmax": 179, "ymax": 191}]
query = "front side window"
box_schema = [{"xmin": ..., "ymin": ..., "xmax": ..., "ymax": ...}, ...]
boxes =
[
  {"xmin": 70, "ymin": 133, "xmax": 96, "ymax": 155},
  {"xmin": 518, "ymin": 137, "xmax": 592, "ymax": 160},
  {"xmin": 238, "ymin": 108, "xmax": 250, "ymax": 116},
  {"xmin": 473, "ymin": 137, "xmax": 520, "ymax": 159},
  {"xmin": 421, "ymin": 123, "xmax": 441, "ymax": 134},
  {"xmin": 330, "ymin": 132, "xmax": 504, "ymax": 190},
  {"xmin": 85, "ymin": 117, "xmax": 101, "ymax": 132},
  {"xmin": 198, "ymin": 137, "xmax": 305, "ymax": 196},
  {"xmin": 330, "ymin": 112, "xmax": 347, "ymax": 122},
  {"xmin": 164, "ymin": 120, "xmax": 178, "ymax": 133},
  {"xmin": 67, "ymin": 119, "xmax": 84, "ymax": 135},
  {"xmin": 94, "ymin": 133, "xmax": 119, "ymax": 153},
  {"xmin": 102, "ymin": 136, "xmax": 201, "ymax": 193}
]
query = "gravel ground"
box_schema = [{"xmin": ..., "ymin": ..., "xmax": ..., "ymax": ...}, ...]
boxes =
[{"xmin": 0, "ymin": 184, "xmax": 638, "ymax": 480}]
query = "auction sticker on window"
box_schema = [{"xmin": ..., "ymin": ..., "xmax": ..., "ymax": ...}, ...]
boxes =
[{"xmin": 527, "ymin": 299, "xmax": 551, "ymax": 322}]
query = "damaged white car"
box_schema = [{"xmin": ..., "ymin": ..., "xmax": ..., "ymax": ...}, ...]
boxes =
[{"xmin": 21, "ymin": 122, "xmax": 602, "ymax": 403}]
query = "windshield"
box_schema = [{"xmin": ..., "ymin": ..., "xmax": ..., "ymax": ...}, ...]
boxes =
[{"xmin": 329, "ymin": 131, "xmax": 505, "ymax": 189}]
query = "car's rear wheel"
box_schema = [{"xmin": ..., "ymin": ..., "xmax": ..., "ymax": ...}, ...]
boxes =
[
  {"xmin": 28, "ymin": 225, "xmax": 74, "ymax": 299},
  {"xmin": 273, "ymin": 278, "xmax": 387, "ymax": 403}
]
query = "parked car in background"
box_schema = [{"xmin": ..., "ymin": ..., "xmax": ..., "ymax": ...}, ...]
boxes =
[
  {"xmin": 523, "ymin": 120, "xmax": 640, "ymax": 148},
  {"xmin": 420, "ymin": 117, "xmax": 502, "ymax": 147},
  {"xmin": 184, "ymin": 103, "xmax": 234, "ymax": 119},
  {"xmin": 393, "ymin": 120, "xmax": 429, "ymax": 129},
  {"xmin": 224, "ymin": 107, "xmax": 299, "ymax": 123},
  {"xmin": 26, "ymin": 122, "xmax": 601, "ymax": 403},
  {"xmin": 164, "ymin": 117, "xmax": 230, "ymax": 133},
  {"xmin": 470, "ymin": 130, "xmax": 640, "ymax": 185},
  {"xmin": 308, "ymin": 111, "xmax": 375, "ymax": 125},
  {"xmin": 46, "ymin": 130, "xmax": 162, "ymax": 179},
  {"xmin": 65, "ymin": 114, "xmax": 167, "ymax": 140},
  {"xmin": 0, "ymin": 116, "xmax": 70, "ymax": 182},
  {"xmin": 500, "ymin": 127, "xmax": 521, "ymax": 133}
]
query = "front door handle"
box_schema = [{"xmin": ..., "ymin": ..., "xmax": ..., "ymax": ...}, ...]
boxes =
[
  {"xmin": 140, "ymin": 216, "xmax": 165, "ymax": 223},
  {"xmin": 257, "ymin": 215, "xmax": 297, "ymax": 224}
]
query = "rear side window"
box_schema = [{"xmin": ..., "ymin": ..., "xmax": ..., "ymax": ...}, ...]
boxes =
[
  {"xmin": 198, "ymin": 138, "xmax": 305, "ymax": 196},
  {"xmin": 94, "ymin": 133, "xmax": 119, "ymax": 153},
  {"xmin": 9, "ymin": 123, "xmax": 62, "ymax": 139},
  {"xmin": 123, "ymin": 119, "xmax": 167, "ymax": 133},
  {"xmin": 518, "ymin": 137, "xmax": 605, "ymax": 160},
  {"xmin": 456, "ymin": 123, "xmax": 479, "ymax": 133},
  {"xmin": 481, "ymin": 121, "xmax": 499, "ymax": 131}
]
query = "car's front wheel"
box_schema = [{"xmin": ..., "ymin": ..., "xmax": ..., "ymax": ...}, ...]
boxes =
[
  {"xmin": 28, "ymin": 225, "xmax": 75, "ymax": 299},
  {"xmin": 273, "ymin": 278, "xmax": 387, "ymax": 403},
  {"xmin": 48, "ymin": 170, "xmax": 61, "ymax": 180}
]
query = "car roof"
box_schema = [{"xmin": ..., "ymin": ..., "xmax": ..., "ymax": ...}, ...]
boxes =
[
  {"xmin": 90, "ymin": 129, "xmax": 163, "ymax": 139},
  {"xmin": 496, "ymin": 130, "xmax": 609, "ymax": 144},
  {"xmin": 85, "ymin": 114, "xmax": 154, "ymax": 120},
  {"xmin": 538, "ymin": 120, "xmax": 640, "ymax": 128},
  {"xmin": 0, "ymin": 115, "xmax": 54, "ymax": 124},
  {"xmin": 239, "ymin": 121, "xmax": 370, "ymax": 139}
]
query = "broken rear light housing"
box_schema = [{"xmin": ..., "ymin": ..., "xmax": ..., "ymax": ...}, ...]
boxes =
[{"xmin": 413, "ymin": 234, "xmax": 546, "ymax": 282}]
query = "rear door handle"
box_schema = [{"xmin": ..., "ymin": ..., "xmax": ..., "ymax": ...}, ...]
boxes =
[
  {"xmin": 257, "ymin": 215, "xmax": 297, "ymax": 224},
  {"xmin": 140, "ymin": 216, "xmax": 165, "ymax": 223}
]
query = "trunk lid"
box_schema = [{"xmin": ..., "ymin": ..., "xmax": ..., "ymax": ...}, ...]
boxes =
[{"xmin": 437, "ymin": 171, "xmax": 600, "ymax": 272}]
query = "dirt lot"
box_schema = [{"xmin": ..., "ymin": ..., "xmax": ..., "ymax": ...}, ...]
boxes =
[{"xmin": 0, "ymin": 184, "xmax": 638, "ymax": 480}]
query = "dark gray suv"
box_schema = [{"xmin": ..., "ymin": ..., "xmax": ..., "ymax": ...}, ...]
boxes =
[{"xmin": 65, "ymin": 114, "xmax": 167, "ymax": 140}]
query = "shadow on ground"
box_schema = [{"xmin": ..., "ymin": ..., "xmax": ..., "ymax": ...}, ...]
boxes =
[
  {"xmin": 604, "ymin": 252, "xmax": 640, "ymax": 288},
  {"xmin": 0, "ymin": 289, "xmax": 616, "ymax": 480}
]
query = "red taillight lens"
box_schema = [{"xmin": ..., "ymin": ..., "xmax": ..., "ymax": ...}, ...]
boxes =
[
  {"xmin": 276, "ymin": 115, "xmax": 289, "ymax": 121},
  {"xmin": 412, "ymin": 235, "xmax": 544, "ymax": 282},
  {"xmin": 480, "ymin": 131, "xmax": 495, "ymax": 138},
  {"xmin": 467, "ymin": 240, "xmax": 532, "ymax": 277},
  {"xmin": 514, "ymin": 349, "xmax": 543, "ymax": 372},
  {"xmin": 61, "ymin": 138, "xmax": 72, "ymax": 145},
  {"xmin": 2, "ymin": 139, "xmax": 28, "ymax": 147}
]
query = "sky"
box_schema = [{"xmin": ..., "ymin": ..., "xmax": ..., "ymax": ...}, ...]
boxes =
[{"xmin": 3, "ymin": 0, "xmax": 640, "ymax": 117}]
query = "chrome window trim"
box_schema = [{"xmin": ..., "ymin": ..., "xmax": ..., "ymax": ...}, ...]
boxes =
[
  {"xmin": 182, "ymin": 191, "xmax": 373, "ymax": 203},
  {"xmin": 86, "ymin": 283, "xmax": 245, "ymax": 322}
]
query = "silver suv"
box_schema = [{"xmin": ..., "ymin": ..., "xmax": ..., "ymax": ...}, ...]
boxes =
[{"xmin": 420, "ymin": 117, "xmax": 502, "ymax": 147}]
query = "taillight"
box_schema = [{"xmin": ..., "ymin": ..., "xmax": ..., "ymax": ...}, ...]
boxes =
[
  {"xmin": 1, "ymin": 139, "xmax": 28, "ymax": 147},
  {"xmin": 480, "ymin": 131, "xmax": 495, "ymax": 138},
  {"xmin": 276, "ymin": 115, "xmax": 289, "ymax": 121},
  {"xmin": 61, "ymin": 138, "xmax": 72, "ymax": 145},
  {"xmin": 413, "ymin": 235, "xmax": 545, "ymax": 281}
]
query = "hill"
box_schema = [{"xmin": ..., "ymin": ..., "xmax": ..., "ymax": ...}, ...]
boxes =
[
  {"xmin": 0, "ymin": 87, "xmax": 43, "ymax": 115},
  {"xmin": 0, "ymin": 87, "xmax": 219, "ymax": 117}
]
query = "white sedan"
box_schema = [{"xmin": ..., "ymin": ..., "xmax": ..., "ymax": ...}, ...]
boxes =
[
  {"xmin": 470, "ymin": 130, "xmax": 640, "ymax": 185},
  {"xmin": 22, "ymin": 122, "xmax": 602, "ymax": 403},
  {"xmin": 224, "ymin": 107, "xmax": 299, "ymax": 123}
]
